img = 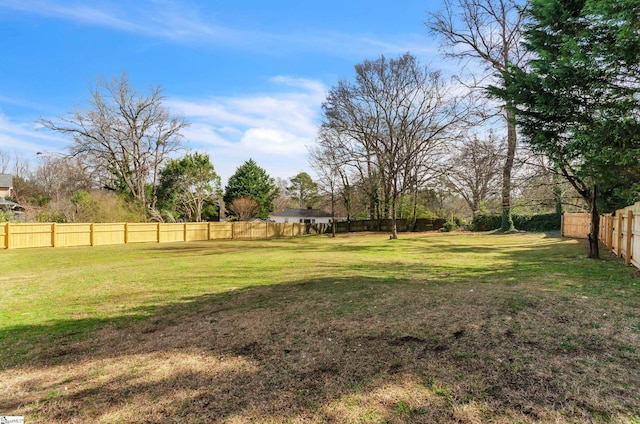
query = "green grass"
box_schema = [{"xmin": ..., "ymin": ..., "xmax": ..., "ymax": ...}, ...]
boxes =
[{"xmin": 1, "ymin": 232, "xmax": 640, "ymax": 423}]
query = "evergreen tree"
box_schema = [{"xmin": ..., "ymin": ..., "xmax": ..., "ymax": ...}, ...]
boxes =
[
  {"xmin": 156, "ymin": 152, "xmax": 221, "ymax": 222},
  {"xmin": 287, "ymin": 172, "xmax": 319, "ymax": 208},
  {"xmin": 223, "ymin": 159, "xmax": 279, "ymax": 220},
  {"xmin": 494, "ymin": 0, "xmax": 640, "ymax": 258}
]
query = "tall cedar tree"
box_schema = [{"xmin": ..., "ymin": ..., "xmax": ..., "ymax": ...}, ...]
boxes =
[
  {"xmin": 494, "ymin": 0, "xmax": 640, "ymax": 258},
  {"xmin": 223, "ymin": 159, "xmax": 279, "ymax": 220}
]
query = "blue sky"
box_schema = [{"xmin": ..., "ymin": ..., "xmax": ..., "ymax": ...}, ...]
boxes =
[{"xmin": 0, "ymin": 0, "xmax": 452, "ymax": 183}]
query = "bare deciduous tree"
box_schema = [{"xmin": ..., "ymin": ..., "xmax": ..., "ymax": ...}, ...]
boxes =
[
  {"xmin": 39, "ymin": 73, "xmax": 187, "ymax": 212},
  {"xmin": 309, "ymin": 141, "xmax": 349, "ymax": 237},
  {"xmin": 227, "ymin": 196, "xmax": 259, "ymax": 222},
  {"xmin": 32, "ymin": 155, "xmax": 93, "ymax": 203},
  {"xmin": 312, "ymin": 127, "xmax": 354, "ymax": 225},
  {"xmin": 445, "ymin": 132, "xmax": 504, "ymax": 213},
  {"xmin": 428, "ymin": 0, "xmax": 528, "ymax": 231},
  {"xmin": 321, "ymin": 53, "xmax": 464, "ymax": 239},
  {"xmin": 0, "ymin": 150, "xmax": 10, "ymax": 174},
  {"xmin": 272, "ymin": 177, "xmax": 293, "ymax": 212}
]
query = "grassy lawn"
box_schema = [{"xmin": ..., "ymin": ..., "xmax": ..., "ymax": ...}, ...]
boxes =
[{"xmin": 1, "ymin": 232, "xmax": 639, "ymax": 423}]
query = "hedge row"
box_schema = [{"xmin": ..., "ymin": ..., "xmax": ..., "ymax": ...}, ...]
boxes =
[
  {"xmin": 470, "ymin": 213, "xmax": 561, "ymax": 232},
  {"xmin": 333, "ymin": 218, "xmax": 447, "ymax": 233}
]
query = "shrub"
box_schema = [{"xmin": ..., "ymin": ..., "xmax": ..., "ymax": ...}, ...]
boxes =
[
  {"xmin": 441, "ymin": 220, "xmax": 457, "ymax": 232},
  {"xmin": 514, "ymin": 213, "xmax": 561, "ymax": 232},
  {"xmin": 471, "ymin": 212, "xmax": 561, "ymax": 232},
  {"xmin": 470, "ymin": 213, "xmax": 502, "ymax": 231}
]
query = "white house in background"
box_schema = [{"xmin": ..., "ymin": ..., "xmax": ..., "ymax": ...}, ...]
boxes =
[
  {"xmin": 269, "ymin": 207, "xmax": 334, "ymax": 224},
  {"xmin": 0, "ymin": 174, "xmax": 12, "ymax": 199}
]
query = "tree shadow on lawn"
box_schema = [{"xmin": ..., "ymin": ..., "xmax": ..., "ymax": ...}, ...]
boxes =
[
  {"xmin": 3, "ymin": 235, "xmax": 640, "ymax": 421},
  {"xmin": 2, "ymin": 267, "xmax": 640, "ymax": 423}
]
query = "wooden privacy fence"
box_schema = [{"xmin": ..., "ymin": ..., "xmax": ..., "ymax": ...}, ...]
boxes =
[
  {"xmin": 0, "ymin": 217, "xmax": 447, "ymax": 250},
  {"xmin": 600, "ymin": 203, "xmax": 640, "ymax": 269},
  {"xmin": 561, "ymin": 213, "xmax": 592, "ymax": 239},
  {"xmin": 561, "ymin": 202, "xmax": 640, "ymax": 270},
  {"xmin": 0, "ymin": 221, "xmax": 307, "ymax": 249}
]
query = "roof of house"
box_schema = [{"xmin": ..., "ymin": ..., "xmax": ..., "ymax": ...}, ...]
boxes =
[
  {"xmin": 0, "ymin": 174, "xmax": 12, "ymax": 188},
  {"xmin": 0, "ymin": 199, "xmax": 22, "ymax": 210},
  {"xmin": 270, "ymin": 208, "xmax": 333, "ymax": 218}
]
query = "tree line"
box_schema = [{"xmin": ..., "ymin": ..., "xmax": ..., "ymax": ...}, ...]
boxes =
[
  {"xmin": 1, "ymin": 147, "xmax": 321, "ymax": 224},
  {"xmin": 311, "ymin": 0, "xmax": 639, "ymax": 256},
  {"xmin": 2, "ymin": 0, "xmax": 638, "ymax": 260}
]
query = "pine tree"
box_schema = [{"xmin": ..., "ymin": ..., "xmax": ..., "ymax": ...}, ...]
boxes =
[
  {"xmin": 223, "ymin": 159, "xmax": 279, "ymax": 220},
  {"xmin": 494, "ymin": 0, "xmax": 640, "ymax": 258}
]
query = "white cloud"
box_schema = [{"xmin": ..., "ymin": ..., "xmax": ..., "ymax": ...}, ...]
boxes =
[
  {"xmin": 239, "ymin": 128, "xmax": 308, "ymax": 157},
  {"xmin": 167, "ymin": 76, "xmax": 326, "ymax": 182},
  {"xmin": 0, "ymin": 114, "xmax": 65, "ymax": 154},
  {"xmin": 0, "ymin": 0, "xmax": 236, "ymax": 41}
]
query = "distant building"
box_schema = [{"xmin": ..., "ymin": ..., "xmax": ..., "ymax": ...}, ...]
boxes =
[
  {"xmin": 269, "ymin": 207, "xmax": 335, "ymax": 224},
  {"xmin": 0, "ymin": 174, "xmax": 12, "ymax": 199}
]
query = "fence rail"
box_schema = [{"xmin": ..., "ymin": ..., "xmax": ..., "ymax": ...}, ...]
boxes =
[{"xmin": 561, "ymin": 202, "xmax": 640, "ymax": 270}]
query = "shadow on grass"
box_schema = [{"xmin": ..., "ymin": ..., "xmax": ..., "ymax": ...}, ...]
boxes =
[{"xmin": 2, "ymin": 234, "xmax": 640, "ymax": 423}]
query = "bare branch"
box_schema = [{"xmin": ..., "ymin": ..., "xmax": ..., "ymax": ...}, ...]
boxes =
[{"xmin": 38, "ymin": 73, "xmax": 188, "ymax": 212}]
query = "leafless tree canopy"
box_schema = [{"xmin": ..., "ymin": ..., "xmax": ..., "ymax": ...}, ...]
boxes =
[
  {"xmin": 319, "ymin": 53, "xmax": 465, "ymax": 238},
  {"xmin": 428, "ymin": 0, "xmax": 527, "ymax": 74},
  {"xmin": 39, "ymin": 73, "xmax": 187, "ymax": 211},
  {"xmin": 32, "ymin": 156, "xmax": 94, "ymax": 203},
  {"xmin": 0, "ymin": 150, "xmax": 10, "ymax": 174},
  {"xmin": 428, "ymin": 0, "xmax": 528, "ymax": 230},
  {"xmin": 445, "ymin": 132, "xmax": 504, "ymax": 213},
  {"xmin": 227, "ymin": 197, "xmax": 259, "ymax": 222}
]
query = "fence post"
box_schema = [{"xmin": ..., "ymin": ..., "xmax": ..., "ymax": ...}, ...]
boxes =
[
  {"xmin": 157, "ymin": 223, "xmax": 161, "ymax": 243},
  {"xmin": 616, "ymin": 211, "xmax": 623, "ymax": 256},
  {"xmin": 599, "ymin": 216, "xmax": 603, "ymax": 242},
  {"xmin": 184, "ymin": 223, "xmax": 188, "ymax": 242},
  {"xmin": 208, "ymin": 222, "xmax": 211, "ymax": 240},
  {"xmin": 561, "ymin": 214, "xmax": 565, "ymax": 237},
  {"xmin": 51, "ymin": 223, "xmax": 56, "ymax": 247},
  {"xmin": 5, "ymin": 222, "xmax": 9, "ymax": 249},
  {"xmin": 125, "ymin": 223, "xmax": 129, "ymax": 244},
  {"xmin": 608, "ymin": 215, "xmax": 614, "ymax": 252},
  {"xmin": 90, "ymin": 223, "xmax": 95, "ymax": 246},
  {"xmin": 626, "ymin": 210, "xmax": 633, "ymax": 265}
]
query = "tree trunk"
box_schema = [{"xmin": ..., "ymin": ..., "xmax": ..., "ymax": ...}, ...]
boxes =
[
  {"xmin": 553, "ymin": 167, "xmax": 564, "ymax": 216},
  {"xmin": 390, "ymin": 193, "xmax": 398, "ymax": 239},
  {"xmin": 501, "ymin": 111, "xmax": 517, "ymax": 232},
  {"xmin": 331, "ymin": 186, "xmax": 336, "ymax": 238},
  {"xmin": 411, "ymin": 180, "xmax": 418, "ymax": 231},
  {"xmin": 588, "ymin": 184, "xmax": 600, "ymax": 259},
  {"xmin": 369, "ymin": 191, "xmax": 377, "ymax": 220}
]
